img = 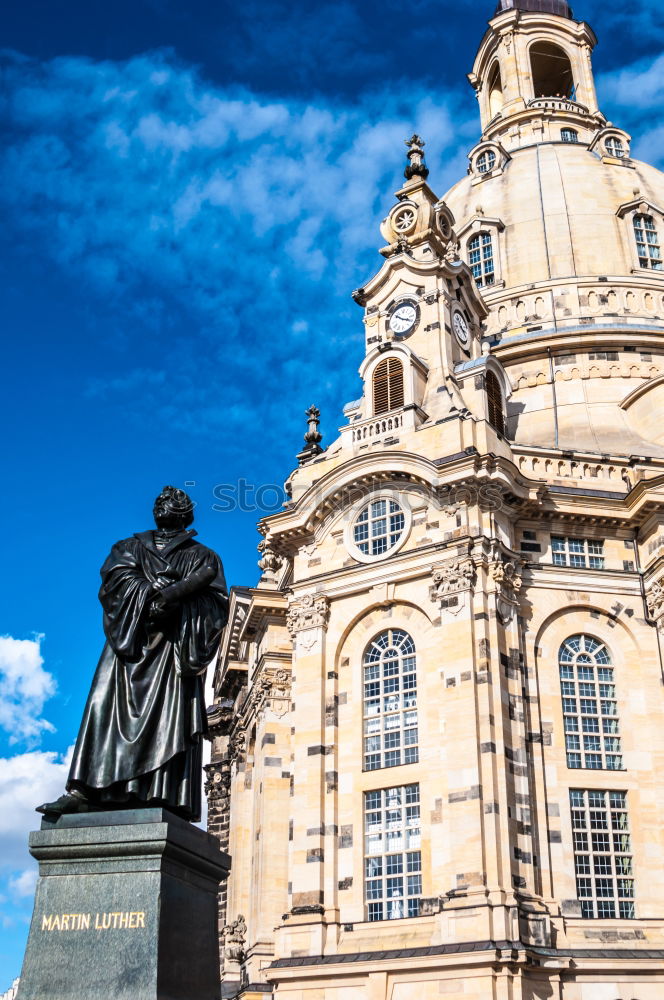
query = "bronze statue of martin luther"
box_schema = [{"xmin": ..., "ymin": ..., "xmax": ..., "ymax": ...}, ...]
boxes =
[{"xmin": 38, "ymin": 486, "xmax": 228, "ymax": 822}]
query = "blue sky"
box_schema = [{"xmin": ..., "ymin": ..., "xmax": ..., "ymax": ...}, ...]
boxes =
[{"xmin": 0, "ymin": 0, "xmax": 663, "ymax": 986}]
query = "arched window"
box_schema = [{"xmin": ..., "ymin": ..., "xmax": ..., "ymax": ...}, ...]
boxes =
[
  {"xmin": 373, "ymin": 357, "xmax": 404, "ymax": 415},
  {"xmin": 488, "ymin": 62, "xmax": 503, "ymax": 118},
  {"xmin": 530, "ymin": 41, "xmax": 574, "ymax": 99},
  {"xmin": 477, "ymin": 150, "xmax": 496, "ymax": 175},
  {"xmin": 633, "ymin": 214, "xmax": 662, "ymax": 271},
  {"xmin": 363, "ymin": 629, "xmax": 418, "ymax": 771},
  {"xmin": 468, "ymin": 232, "xmax": 495, "ymax": 287},
  {"xmin": 486, "ymin": 370, "xmax": 506, "ymax": 435},
  {"xmin": 605, "ymin": 136, "xmax": 626, "ymax": 158},
  {"xmin": 559, "ymin": 635, "xmax": 622, "ymax": 770},
  {"xmin": 561, "ymin": 128, "xmax": 578, "ymax": 143}
]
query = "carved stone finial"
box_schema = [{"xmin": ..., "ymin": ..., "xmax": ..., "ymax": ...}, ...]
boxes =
[
  {"xmin": 297, "ymin": 405, "xmax": 324, "ymax": 465},
  {"xmin": 404, "ymin": 134, "xmax": 429, "ymax": 181},
  {"xmin": 258, "ymin": 536, "xmax": 284, "ymax": 583}
]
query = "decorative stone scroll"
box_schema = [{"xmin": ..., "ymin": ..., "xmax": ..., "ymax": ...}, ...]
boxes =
[
  {"xmin": 491, "ymin": 557, "xmax": 523, "ymax": 625},
  {"xmin": 430, "ymin": 556, "xmax": 475, "ymax": 616},
  {"xmin": 287, "ymin": 594, "xmax": 331, "ymax": 636},
  {"xmin": 646, "ymin": 577, "xmax": 664, "ymax": 629}
]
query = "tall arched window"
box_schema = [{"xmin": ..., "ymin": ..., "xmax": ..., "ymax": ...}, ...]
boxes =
[
  {"xmin": 468, "ymin": 232, "xmax": 495, "ymax": 287},
  {"xmin": 559, "ymin": 635, "xmax": 622, "ymax": 770},
  {"xmin": 530, "ymin": 41, "xmax": 574, "ymax": 99},
  {"xmin": 363, "ymin": 629, "xmax": 418, "ymax": 771},
  {"xmin": 488, "ymin": 62, "xmax": 503, "ymax": 119},
  {"xmin": 486, "ymin": 370, "xmax": 506, "ymax": 436},
  {"xmin": 373, "ymin": 357, "xmax": 404, "ymax": 415},
  {"xmin": 634, "ymin": 214, "xmax": 662, "ymax": 271}
]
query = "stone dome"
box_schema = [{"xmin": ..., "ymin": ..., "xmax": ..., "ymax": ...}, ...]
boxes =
[
  {"xmin": 495, "ymin": 0, "xmax": 573, "ymax": 17},
  {"xmin": 444, "ymin": 143, "xmax": 664, "ymax": 458}
]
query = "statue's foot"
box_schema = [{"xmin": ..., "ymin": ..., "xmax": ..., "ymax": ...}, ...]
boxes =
[{"xmin": 36, "ymin": 792, "xmax": 89, "ymax": 816}]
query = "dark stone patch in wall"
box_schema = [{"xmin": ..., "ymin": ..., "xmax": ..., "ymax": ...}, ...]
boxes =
[
  {"xmin": 548, "ymin": 830, "xmax": 562, "ymax": 843},
  {"xmin": 477, "ymin": 670, "xmax": 490, "ymax": 684},
  {"xmin": 446, "ymin": 677, "xmax": 457, "ymax": 688},
  {"xmin": 339, "ymin": 825, "xmax": 353, "ymax": 848},
  {"xmin": 307, "ymin": 848, "xmax": 324, "ymax": 863},
  {"xmin": 289, "ymin": 820, "xmax": 293, "ymax": 841},
  {"xmin": 307, "ymin": 826, "xmax": 324, "ymax": 837},
  {"xmin": 264, "ymin": 757, "xmax": 282, "ymax": 767},
  {"xmin": 292, "ymin": 892, "xmax": 323, "ymax": 908},
  {"xmin": 324, "ymin": 824, "xmax": 338, "ymax": 836},
  {"xmin": 461, "ymin": 671, "xmax": 472, "ymax": 682},
  {"xmin": 513, "ymin": 875, "xmax": 527, "ymax": 889},
  {"xmin": 484, "ymin": 802, "xmax": 499, "ymax": 814},
  {"xmin": 514, "ymin": 848, "xmax": 531, "ymax": 864},
  {"xmin": 479, "ymin": 638, "xmax": 491, "ymax": 658},
  {"xmin": 338, "ymin": 693, "xmax": 348, "ymax": 706},
  {"xmin": 261, "ymin": 733, "xmax": 276, "ymax": 747},
  {"xmin": 547, "ymin": 803, "xmax": 560, "ymax": 817},
  {"xmin": 449, "ymin": 785, "xmax": 482, "ymax": 803},
  {"xmin": 338, "ymin": 878, "xmax": 353, "ymax": 891},
  {"xmin": 341, "ymin": 658, "xmax": 350, "ymax": 668},
  {"xmin": 327, "ymin": 671, "xmax": 338, "ymax": 680},
  {"xmin": 325, "ymin": 771, "xmax": 338, "ymax": 792},
  {"xmin": 308, "ymin": 745, "xmax": 334, "ymax": 756},
  {"xmin": 481, "ymin": 742, "xmax": 496, "ymax": 754},
  {"xmin": 325, "ymin": 697, "xmax": 338, "ymax": 727}
]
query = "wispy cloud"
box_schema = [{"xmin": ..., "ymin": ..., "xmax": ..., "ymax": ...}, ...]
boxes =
[{"xmin": 0, "ymin": 50, "xmax": 476, "ymax": 441}]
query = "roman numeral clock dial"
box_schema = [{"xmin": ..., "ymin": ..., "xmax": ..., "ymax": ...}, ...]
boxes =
[{"xmin": 388, "ymin": 301, "xmax": 419, "ymax": 338}]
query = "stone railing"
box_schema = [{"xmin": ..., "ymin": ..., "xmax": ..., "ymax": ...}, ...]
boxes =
[
  {"xmin": 351, "ymin": 413, "xmax": 403, "ymax": 444},
  {"xmin": 528, "ymin": 97, "xmax": 589, "ymax": 115},
  {"xmin": 1, "ymin": 980, "xmax": 19, "ymax": 1000}
]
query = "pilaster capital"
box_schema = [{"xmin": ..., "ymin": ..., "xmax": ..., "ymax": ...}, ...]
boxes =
[{"xmin": 287, "ymin": 593, "xmax": 331, "ymax": 636}]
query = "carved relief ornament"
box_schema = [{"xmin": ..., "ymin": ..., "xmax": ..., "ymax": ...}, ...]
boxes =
[
  {"xmin": 430, "ymin": 556, "xmax": 475, "ymax": 615},
  {"xmin": 647, "ymin": 577, "xmax": 664, "ymax": 628},
  {"xmin": 287, "ymin": 594, "xmax": 331, "ymax": 636},
  {"xmin": 222, "ymin": 914, "xmax": 247, "ymax": 964},
  {"xmin": 491, "ymin": 557, "xmax": 523, "ymax": 625}
]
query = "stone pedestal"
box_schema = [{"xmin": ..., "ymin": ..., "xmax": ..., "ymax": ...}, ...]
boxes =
[{"xmin": 17, "ymin": 808, "xmax": 230, "ymax": 1000}]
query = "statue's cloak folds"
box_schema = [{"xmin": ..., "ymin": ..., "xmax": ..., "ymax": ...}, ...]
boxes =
[{"xmin": 68, "ymin": 529, "xmax": 228, "ymax": 821}]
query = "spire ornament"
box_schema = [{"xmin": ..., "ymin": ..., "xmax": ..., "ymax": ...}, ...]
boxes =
[
  {"xmin": 404, "ymin": 134, "xmax": 429, "ymax": 181},
  {"xmin": 297, "ymin": 405, "xmax": 324, "ymax": 465}
]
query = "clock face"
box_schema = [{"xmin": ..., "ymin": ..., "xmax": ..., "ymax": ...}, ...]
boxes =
[
  {"xmin": 389, "ymin": 301, "xmax": 418, "ymax": 337},
  {"xmin": 453, "ymin": 310, "xmax": 471, "ymax": 347}
]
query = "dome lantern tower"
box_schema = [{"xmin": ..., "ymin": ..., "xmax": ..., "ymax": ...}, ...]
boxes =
[{"xmin": 469, "ymin": 0, "xmax": 601, "ymax": 144}]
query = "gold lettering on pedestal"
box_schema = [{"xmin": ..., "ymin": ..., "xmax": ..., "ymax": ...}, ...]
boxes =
[{"xmin": 40, "ymin": 911, "xmax": 145, "ymax": 931}]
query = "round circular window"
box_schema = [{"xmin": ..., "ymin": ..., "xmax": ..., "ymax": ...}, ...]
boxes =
[
  {"xmin": 392, "ymin": 205, "xmax": 417, "ymax": 234},
  {"xmin": 345, "ymin": 495, "xmax": 411, "ymax": 563}
]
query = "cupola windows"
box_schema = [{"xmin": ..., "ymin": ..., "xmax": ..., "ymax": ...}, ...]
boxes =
[
  {"xmin": 530, "ymin": 41, "xmax": 574, "ymax": 99},
  {"xmin": 468, "ymin": 232, "xmax": 495, "ymax": 287},
  {"xmin": 477, "ymin": 150, "xmax": 496, "ymax": 175},
  {"xmin": 373, "ymin": 357, "xmax": 404, "ymax": 415},
  {"xmin": 561, "ymin": 128, "xmax": 579, "ymax": 143},
  {"xmin": 605, "ymin": 136, "xmax": 626, "ymax": 158},
  {"xmin": 634, "ymin": 215, "xmax": 663, "ymax": 271},
  {"xmin": 486, "ymin": 370, "xmax": 506, "ymax": 436},
  {"xmin": 488, "ymin": 63, "xmax": 503, "ymax": 119}
]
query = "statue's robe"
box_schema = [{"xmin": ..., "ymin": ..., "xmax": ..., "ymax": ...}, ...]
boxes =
[{"xmin": 68, "ymin": 529, "xmax": 228, "ymax": 821}]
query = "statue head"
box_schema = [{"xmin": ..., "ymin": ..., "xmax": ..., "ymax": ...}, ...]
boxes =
[{"xmin": 153, "ymin": 486, "xmax": 195, "ymax": 530}]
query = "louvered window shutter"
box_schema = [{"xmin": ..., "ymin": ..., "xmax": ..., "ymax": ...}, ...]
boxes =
[
  {"xmin": 373, "ymin": 358, "xmax": 404, "ymax": 416},
  {"xmin": 486, "ymin": 370, "xmax": 506, "ymax": 436}
]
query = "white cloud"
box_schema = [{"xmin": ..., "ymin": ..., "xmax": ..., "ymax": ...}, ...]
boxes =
[
  {"xmin": 0, "ymin": 637, "xmax": 56, "ymax": 746},
  {"xmin": 0, "ymin": 747, "xmax": 72, "ymax": 871},
  {"xmin": 8, "ymin": 870, "xmax": 36, "ymax": 900}
]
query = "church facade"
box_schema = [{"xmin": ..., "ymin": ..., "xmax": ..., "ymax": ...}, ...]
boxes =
[{"xmin": 206, "ymin": 1, "xmax": 664, "ymax": 997}]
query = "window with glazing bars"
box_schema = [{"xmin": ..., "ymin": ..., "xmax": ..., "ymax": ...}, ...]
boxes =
[
  {"xmin": 561, "ymin": 128, "xmax": 579, "ymax": 143},
  {"xmin": 363, "ymin": 629, "xmax": 418, "ymax": 771},
  {"xmin": 560, "ymin": 635, "xmax": 622, "ymax": 770},
  {"xmin": 468, "ymin": 232, "xmax": 495, "ymax": 287},
  {"xmin": 365, "ymin": 784, "xmax": 422, "ymax": 921},
  {"xmin": 633, "ymin": 214, "xmax": 663, "ymax": 271},
  {"xmin": 486, "ymin": 369, "xmax": 506, "ymax": 435},
  {"xmin": 570, "ymin": 789, "xmax": 634, "ymax": 919},
  {"xmin": 373, "ymin": 357, "xmax": 404, "ymax": 415},
  {"xmin": 606, "ymin": 136, "xmax": 626, "ymax": 158},
  {"xmin": 552, "ymin": 536, "xmax": 604, "ymax": 569}
]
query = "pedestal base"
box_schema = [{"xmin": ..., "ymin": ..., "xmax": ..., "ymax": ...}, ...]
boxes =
[{"xmin": 17, "ymin": 808, "xmax": 230, "ymax": 1000}]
